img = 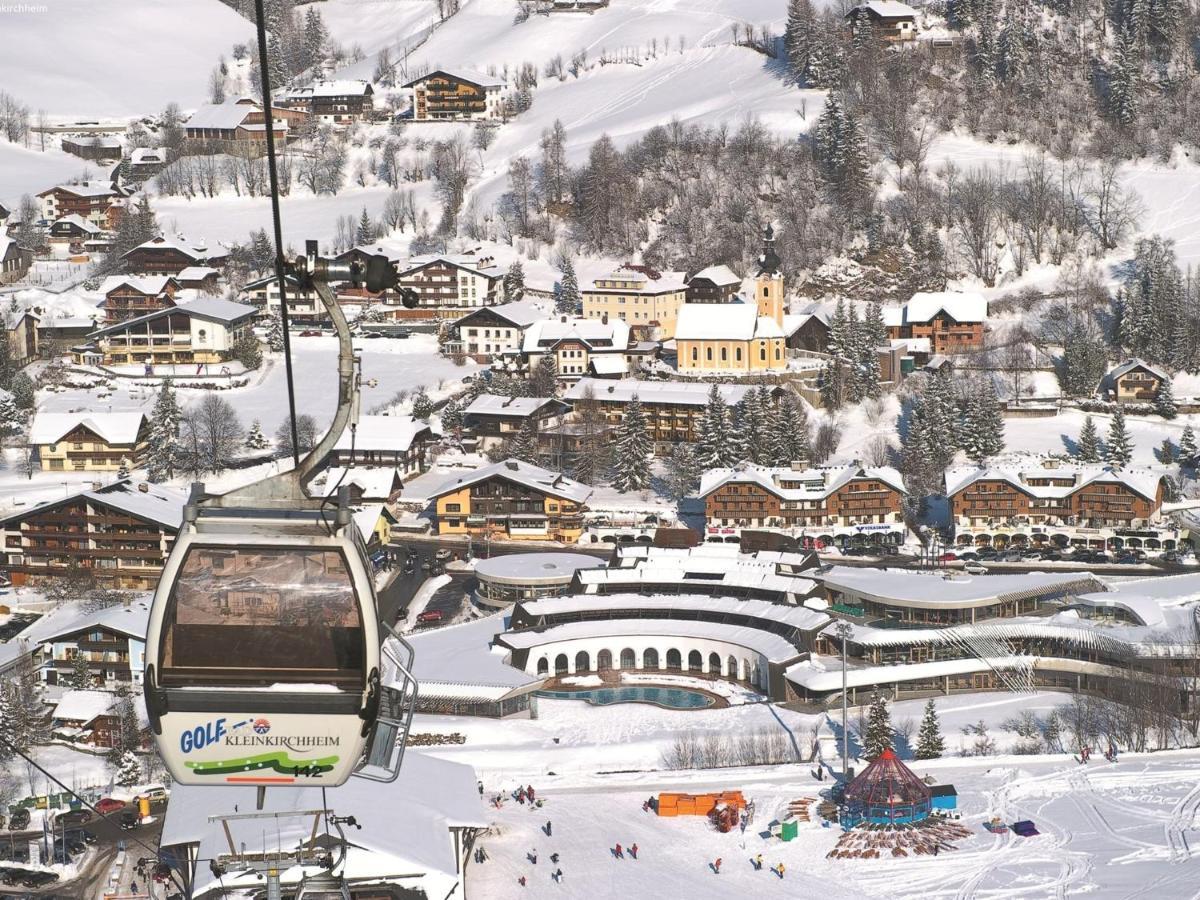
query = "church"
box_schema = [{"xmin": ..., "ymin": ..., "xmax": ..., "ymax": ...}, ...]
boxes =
[{"xmin": 673, "ymin": 225, "xmax": 789, "ymax": 374}]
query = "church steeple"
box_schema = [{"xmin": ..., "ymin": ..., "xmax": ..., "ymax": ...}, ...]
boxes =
[{"xmin": 755, "ymin": 223, "xmax": 784, "ymax": 326}]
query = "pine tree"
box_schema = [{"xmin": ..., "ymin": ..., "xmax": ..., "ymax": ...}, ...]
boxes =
[
  {"xmin": 411, "ymin": 387, "xmax": 433, "ymax": 420},
  {"xmin": 529, "ymin": 355, "xmax": 558, "ymax": 397},
  {"xmin": 146, "ymin": 380, "xmax": 184, "ymax": 482},
  {"xmin": 115, "ymin": 750, "xmax": 142, "ymax": 787},
  {"xmin": 697, "ymin": 385, "xmax": 733, "ymax": 470},
  {"xmin": 0, "ymin": 393, "xmax": 23, "ymax": 437},
  {"xmin": 1106, "ymin": 405, "xmax": 1133, "ymax": 467},
  {"xmin": 507, "ymin": 419, "xmax": 538, "ymax": 463},
  {"xmin": 556, "ymin": 258, "xmax": 581, "ymax": 314},
  {"xmin": 785, "ymin": 0, "xmax": 822, "ymax": 86},
  {"xmin": 960, "ymin": 380, "xmax": 1005, "ymax": 464},
  {"xmin": 774, "ymin": 391, "xmax": 812, "ymax": 465},
  {"xmin": 503, "ymin": 261, "xmax": 526, "ymax": 304},
  {"xmin": 862, "ymin": 692, "xmax": 894, "ymax": 760},
  {"xmin": 1109, "ymin": 34, "xmax": 1139, "ymax": 127},
  {"xmin": 356, "ymin": 208, "xmax": 375, "ymax": 244},
  {"xmin": 250, "ymin": 229, "xmax": 275, "ymax": 274},
  {"xmin": 9, "ymin": 372, "xmax": 34, "ymax": 410},
  {"xmin": 266, "ymin": 308, "xmax": 284, "ymax": 352},
  {"xmin": 665, "ymin": 442, "xmax": 702, "ymax": 500},
  {"xmin": 915, "ymin": 698, "xmax": 945, "ymax": 760},
  {"xmin": 1160, "ymin": 438, "xmax": 1175, "ymax": 464},
  {"xmin": 245, "ymin": 420, "xmax": 270, "ymax": 451},
  {"xmin": 440, "ymin": 397, "xmax": 464, "ymax": 435},
  {"xmin": 1156, "ymin": 377, "xmax": 1178, "ymax": 419},
  {"xmin": 1078, "ymin": 415, "xmax": 1100, "ymax": 462},
  {"xmin": 611, "ymin": 395, "xmax": 653, "ymax": 492},
  {"xmin": 302, "ymin": 6, "xmax": 328, "ymax": 71},
  {"xmin": 1180, "ymin": 424, "xmax": 1197, "ymax": 467},
  {"xmin": 68, "ymin": 651, "xmax": 93, "ymax": 690}
]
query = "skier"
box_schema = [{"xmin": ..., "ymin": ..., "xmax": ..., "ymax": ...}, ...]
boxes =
[
  {"xmin": 530, "ymin": 850, "xmax": 538, "ymax": 865},
  {"xmin": 775, "ymin": 862, "xmax": 786, "ymax": 880},
  {"xmin": 550, "ymin": 853, "xmax": 560, "ymax": 864},
  {"xmin": 527, "ymin": 785, "xmax": 536, "ymax": 802},
  {"xmin": 554, "ymin": 868, "xmax": 564, "ymax": 883},
  {"xmin": 545, "ymin": 820, "xmax": 552, "ymax": 837},
  {"xmin": 615, "ymin": 843, "xmax": 623, "ymax": 859},
  {"xmin": 714, "ymin": 857, "xmax": 722, "ymax": 874},
  {"xmin": 478, "ymin": 780, "xmax": 484, "ymax": 796},
  {"xmin": 518, "ymin": 876, "xmax": 526, "ymax": 887},
  {"xmin": 630, "ymin": 843, "xmax": 638, "ymax": 860},
  {"xmin": 754, "ymin": 853, "xmax": 763, "ymax": 870}
]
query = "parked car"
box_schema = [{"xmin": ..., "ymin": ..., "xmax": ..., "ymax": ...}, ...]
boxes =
[
  {"xmin": 0, "ymin": 868, "xmax": 29, "ymax": 885},
  {"xmin": 1000, "ymin": 551, "xmax": 1022, "ymax": 562},
  {"xmin": 963, "ymin": 562, "xmax": 989, "ymax": 575},
  {"xmin": 416, "ymin": 610, "xmax": 443, "ymax": 625},
  {"xmin": 1115, "ymin": 553, "xmax": 1137, "ymax": 565},
  {"xmin": 299, "ymin": 329, "xmax": 322, "ymax": 337},
  {"xmin": 55, "ymin": 809, "xmax": 92, "ymax": 827},
  {"xmin": 938, "ymin": 552, "xmax": 957, "ymax": 562},
  {"xmin": 95, "ymin": 798, "xmax": 125, "ymax": 815},
  {"xmin": 7, "ymin": 809, "xmax": 29, "ymax": 831},
  {"xmin": 977, "ymin": 548, "xmax": 998, "ymax": 561},
  {"xmin": 435, "ymin": 548, "xmax": 453, "ymax": 562},
  {"xmin": 958, "ymin": 551, "xmax": 979, "ymax": 561},
  {"xmin": 21, "ymin": 871, "xmax": 59, "ymax": 889},
  {"xmin": 64, "ymin": 829, "xmax": 97, "ymax": 846},
  {"xmin": 139, "ymin": 786, "xmax": 169, "ymax": 803},
  {"xmin": 54, "ymin": 837, "xmax": 87, "ymax": 855},
  {"xmin": 1092, "ymin": 552, "xmax": 1111, "ymax": 564},
  {"xmin": 119, "ymin": 812, "xmax": 140, "ymax": 831},
  {"xmin": 1163, "ymin": 550, "xmax": 1183, "ymax": 564}
]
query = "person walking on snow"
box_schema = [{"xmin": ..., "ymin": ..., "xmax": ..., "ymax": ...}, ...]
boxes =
[
  {"xmin": 545, "ymin": 820, "xmax": 552, "ymax": 836},
  {"xmin": 714, "ymin": 858, "xmax": 722, "ymax": 874},
  {"xmin": 615, "ymin": 843, "xmax": 623, "ymax": 859},
  {"xmin": 527, "ymin": 785, "xmax": 536, "ymax": 802},
  {"xmin": 518, "ymin": 876, "xmax": 526, "ymax": 887},
  {"xmin": 774, "ymin": 863, "xmax": 786, "ymax": 879},
  {"xmin": 754, "ymin": 854, "xmax": 763, "ymax": 870},
  {"xmin": 630, "ymin": 843, "xmax": 638, "ymax": 860}
]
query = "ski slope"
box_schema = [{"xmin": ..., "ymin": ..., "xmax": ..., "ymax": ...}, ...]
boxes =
[
  {"xmin": 0, "ymin": 142, "xmax": 94, "ymax": 209},
  {"xmin": 0, "ymin": 0, "xmax": 254, "ymax": 120}
]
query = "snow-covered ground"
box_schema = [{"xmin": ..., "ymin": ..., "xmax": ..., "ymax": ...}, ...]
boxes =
[
  {"xmin": 0, "ymin": 0, "xmax": 253, "ymax": 120},
  {"xmin": 0, "ymin": 142, "xmax": 93, "ymax": 211}
]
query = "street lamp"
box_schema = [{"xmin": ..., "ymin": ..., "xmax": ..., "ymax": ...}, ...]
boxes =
[{"xmin": 834, "ymin": 619, "xmax": 854, "ymax": 781}]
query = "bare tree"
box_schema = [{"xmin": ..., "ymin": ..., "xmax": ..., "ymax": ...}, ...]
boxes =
[
  {"xmin": 1085, "ymin": 158, "xmax": 1142, "ymax": 251},
  {"xmin": 187, "ymin": 394, "xmax": 243, "ymax": 474}
]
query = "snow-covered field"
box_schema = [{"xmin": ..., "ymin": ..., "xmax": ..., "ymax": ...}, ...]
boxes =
[
  {"xmin": 0, "ymin": 142, "xmax": 93, "ymax": 211},
  {"xmin": 0, "ymin": 0, "xmax": 253, "ymax": 119}
]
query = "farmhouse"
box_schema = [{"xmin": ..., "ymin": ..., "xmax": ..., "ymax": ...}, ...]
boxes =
[
  {"xmin": 30, "ymin": 411, "xmax": 148, "ymax": 472},
  {"xmin": 885, "ymin": 291, "xmax": 987, "ymax": 354},
  {"xmin": 122, "ymin": 235, "xmax": 228, "ymax": 275},
  {"xmin": 281, "ymin": 80, "xmax": 374, "ymax": 123},
  {"xmin": 61, "ymin": 136, "xmax": 122, "ymax": 161},
  {"xmin": 183, "ymin": 99, "xmax": 306, "ymax": 152},
  {"xmin": 846, "ymin": 1, "xmax": 918, "ymax": 41}
]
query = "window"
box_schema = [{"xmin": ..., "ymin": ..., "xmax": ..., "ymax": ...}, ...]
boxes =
[
  {"xmin": 735, "ymin": 347, "xmax": 742, "ymax": 362},
  {"xmin": 445, "ymin": 503, "xmax": 462, "ymax": 512},
  {"xmin": 760, "ymin": 346, "xmax": 766, "ymax": 361},
  {"xmin": 691, "ymin": 347, "xmax": 698, "ymax": 362},
  {"xmin": 706, "ymin": 347, "xmax": 713, "ymax": 361}
]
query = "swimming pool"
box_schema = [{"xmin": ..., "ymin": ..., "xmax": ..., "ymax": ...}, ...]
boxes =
[{"xmin": 537, "ymin": 686, "xmax": 716, "ymax": 709}]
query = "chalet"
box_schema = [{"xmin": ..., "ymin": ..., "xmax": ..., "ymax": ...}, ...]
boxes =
[
  {"xmin": 582, "ymin": 266, "xmax": 688, "ymax": 339},
  {"xmin": 48, "ymin": 214, "xmax": 103, "ymax": 251},
  {"xmin": 238, "ymin": 273, "xmax": 322, "ymax": 321},
  {"xmin": 175, "ymin": 266, "xmax": 221, "ymax": 293},
  {"xmin": 314, "ymin": 468, "xmax": 406, "ymax": 506},
  {"xmin": 394, "ymin": 254, "xmax": 501, "ymax": 310},
  {"xmin": 685, "ymin": 265, "xmax": 741, "ymax": 303},
  {"xmin": 430, "ymin": 458, "xmax": 592, "ymax": 542},
  {"xmin": 884, "ymin": 291, "xmax": 987, "ymax": 354},
  {"xmin": 37, "ymin": 181, "xmax": 125, "ymax": 229},
  {"xmin": 30, "ymin": 412, "xmax": 149, "ymax": 472},
  {"xmin": 76, "ymin": 297, "xmax": 256, "ymax": 367},
  {"xmin": 522, "ymin": 314, "xmax": 653, "ymax": 380},
  {"xmin": 183, "ymin": 99, "xmax": 306, "ymax": 153},
  {"xmin": 404, "ymin": 69, "xmax": 507, "ymax": 121},
  {"xmin": 784, "ymin": 309, "xmax": 831, "ymax": 353},
  {"xmin": 101, "ymin": 275, "xmax": 180, "ymax": 324},
  {"xmin": 61, "ymin": 136, "xmax": 122, "ymax": 161},
  {"xmin": 50, "ymin": 689, "xmax": 149, "ymax": 748},
  {"xmin": 946, "ymin": 462, "xmax": 1167, "ymax": 536},
  {"xmin": 6, "ymin": 310, "xmax": 39, "ymax": 363},
  {"xmin": 281, "ymin": 80, "xmax": 374, "ymax": 123},
  {"xmin": 0, "ymin": 235, "xmax": 33, "ymax": 285},
  {"xmin": 0, "ymin": 479, "xmax": 186, "ymax": 589},
  {"xmin": 564, "ymin": 378, "xmax": 781, "ymax": 454},
  {"xmin": 700, "ymin": 463, "xmax": 909, "ymax": 543},
  {"xmin": 462, "ymin": 394, "xmax": 570, "ymax": 452},
  {"xmin": 128, "ymin": 147, "xmax": 170, "ymax": 179},
  {"xmin": 1102, "ymin": 359, "xmax": 1167, "ymax": 402},
  {"xmin": 122, "ymin": 235, "xmax": 228, "ymax": 275},
  {"xmin": 675, "ymin": 225, "xmax": 788, "ymax": 374},
  {"xmin": 450, "ymin": 300, "xmax": 543, "ymax": 361},
  {"xmin": 327, "ymin": 414, "xmax": 436, "ymax": 478},
  {"xmin": 845, "ymin": 1, "xmax": 918, "ymax": 41}
]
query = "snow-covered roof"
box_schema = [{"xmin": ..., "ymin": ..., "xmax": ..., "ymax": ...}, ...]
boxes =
[
  {"xmin": 688, "ymin": 264, "xmax": 740, "ymax": 287},
  {"xmin": 129, "ymin": 147, "xmax": 166, "ymax": 164},
  {"xmin": 40, "ymin": 180, "xmax": 117, "ymax": 199},
  {"xmin": 176, "ymin": 266, "xmax": 219, "ymax": 281},
  {"xmin": 290, "ymin": 79, "xmax": 372, "ymax": 98},
  {"xmin": 476, "ymin": 552, "xmax": 604, "ymax": 584},
  {"xmin": 944, "ymin": 462, "xmax": 1164, "ymax": 502},
  {"xmin": 1107, "ymin": 358, "xmax": 1169, "ymax": 383},
  {"xmin": 162, "ymin": 751, "xmax": 486, "ymax": 896},
  {"xmin": 124, "ymin": 235, "xmax": 219, "ymax": 261},
  {"xmin": 589, "ymin": 355, "xmax": 628, "ymax": 375},
  {"xmin": 499, "ymin": 617, "xmax": 805, "ymax": 663},
  {"xmin": 52, "ymin": 689, "xmax": 122, "ymax": 724},
  {"xmin": 54, "ymin": 214, "xmax": 102, "ymax": 234},
  {"xmin": 455, "ymin": 299, "xmax": 544, "ymax": 328},
  {"xmin": 315, "ymin": 468, "xmax": 401, "ymax": 501},
  {"xmin": 564, "ymin": 378, "xmax": 757, "ymax": 408},
  {"xmin": 405, "ymin": 68, "xmax": 507, "ymax": 89},
  {"xmin": 100, "ymin": 275, "xmax": 176, "ymax": 296},
  {"xmin": 577, "ymin": 552, "xmax": 818, "ymax": 602},
  {"xmin": 520, "ymin": 592, "xmax": 828, "ymax": 632},
  {"xmin": 903, "ymin": 291, "xmax": 987, "ymax": 324},
  {"xmin": 522, "ymin": 316, "xmax": 630, "ymax": 353},
  {"xmin": 463, "ymin": 394, "xmax": 562, "ymax": 418},
  {"xmin": 429, "ymin": 458, "xmax": 592, "ymax": 504},
  {"xmin": 30, "ymin": 411, "xmax": 146, "ymax": 445},
  {"xmin": 404, "ymin": 615, "xmax": 543, "ymax": 698},
  {"xmin": 333, "ymin": 414, "xmax": 432, "ymax": 453},
  {"xmin": 184, "ymin": 102, "xmax": 258, "ymax": 130},
  {"xmin": 699, "ymin": 463, "xmax": 906, "ymax": 501},
  {"xmin": 0, "ymin": 597, "xmax": 151, "ymax": 672},
  {"xmin": 591, "ymin": 266, "xmax": 687, "ymax": 293},
  {"xmin": 851, "ymin": 1, "xmax": 918, "ymax": 18},
  {"xmin": 815, "ymin": 566, "xmax": 1103, "ymax": 609},
  {"xmin": 675, "ymin": 302, "xmax": 759, "ymax": 340}
]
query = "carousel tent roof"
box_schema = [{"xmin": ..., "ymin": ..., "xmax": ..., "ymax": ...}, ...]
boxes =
[{"xmin": 845, "ymin": 748, "xmax": 931, "ymax": 810}]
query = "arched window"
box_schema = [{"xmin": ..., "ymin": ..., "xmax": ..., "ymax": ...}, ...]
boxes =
[
  {"xmin": 666, "ymin": 648, "xmax": 682, "ymax": 670},
  {"xmin": 687, "ymin": 650, "xmax": 703, "ymax": 672},
  {"xmin": 727, "ymin": 655, "xmax": 738, "ymax": 679},
  {"xmin": 597, "ymin": 649, "xmax": 613, "ymax": 671},
  {"xmin": 709, "ymin": 652, "xmax": 722, "ymax": 674},
  {"xmin": 706, "ymin": 347, "xmax": 713, "ymax": 362},
  {"xmin": 759, "ymin": 346, "xmax": 766, "ymax": 361},
  {"xmin": 643, "ymin": 647, "xmax": 659, "ymax": 669},
  {"xmin": 720, "ymin": 347, "xmax": 728, "ymax": 362},
  {"xmin": 735, "ymin": 347, "xmax": 742, "ymax": 362},
  {"xmin": 554, "ymin": 654, "xmax": 569, "ymax": 675},
  {"xmin": 691, "ymin": 347, "xmax": 698, "ymax": 361},
  {"xmin": 775, "ymin": 346, "xmax": 781, "ymax": 360},
  {"xmin": 620, "ymin": 648, "xmax": 636, "ymax": 669},
  {"xmin": 574, "ymin": 650, "xmax": 590, "ymax": 673},
  {"xmin": 536, "ymin": 657, "xmax": 549, "ymax": 675},
  {"xmin": 763, "ymin": 286, "xmax": 769, "ymax": 298}
]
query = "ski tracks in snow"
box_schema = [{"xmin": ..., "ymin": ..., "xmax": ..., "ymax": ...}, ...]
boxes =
[{"xmin": 1165, "ymin": 778, "xmax": 1200, "ymax": 863}]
